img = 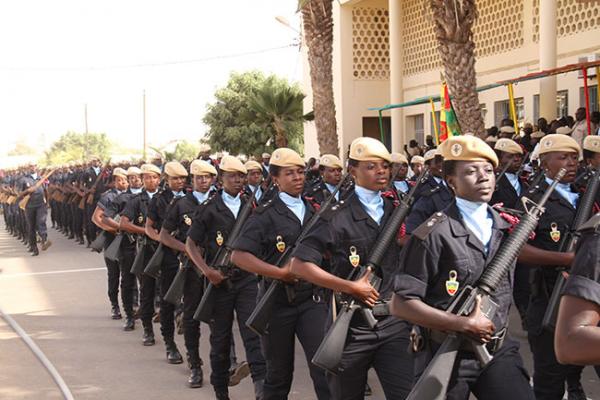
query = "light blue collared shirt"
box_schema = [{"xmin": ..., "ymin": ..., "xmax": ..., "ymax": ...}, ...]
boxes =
[
  {"xmin": 354, "ymin": 185, "xmax": 384, "ymax": 225},
  {"xmin": 93, "ymin": 166, "xmax": 101, "ymax": 175},
  {"xmin": 222, "ymin": 191, "xmax": 241, "ymax": 218},
  {"xmin": 130, "ymin": 187, "xmax": 142, "ymax": 194},
  {"xmin": 455, "ymin": 197, "xmax": 493, "ymax": 253},
  {"xmin": 505, "ymin": 172, "xmax": 521, "ymax": 195},
  {"xmin": 248, "ymin": 185, "xmax": 263, "ymax": 202},
  {"xmin": 324, "ymin": 182, "xmax": 339, "ymax": 201},
  {"xmin": 193, "ymin": 190, "xmax": 210, "ymax": 204},
  {"xmin": 172, "ymin": 190, "xmax": 185, "ymax": 198},
  {"xmin": 147, "ymin": 190, "xmax": 157, "ymax": 200},
  {"xmin": 545, "ymin": 177, "xmax": 579, "ymax": 208},
  {"xmin": 279, "ymin": 192, "xmax": 306, "ymax": 224},
  {"xmin": 393, "ymin": 180, "xmax": 410, "ymax": 194}
]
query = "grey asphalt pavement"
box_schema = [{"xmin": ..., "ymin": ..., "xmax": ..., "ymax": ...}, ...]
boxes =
[{"xmin": 0, "ymin": 220, "xmax": 598, "ymax": 399}]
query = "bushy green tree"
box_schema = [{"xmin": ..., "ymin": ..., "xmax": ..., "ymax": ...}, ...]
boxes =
[{"xmin": 44, "ymin": 131, "xmax": 111, "ymax": 165}]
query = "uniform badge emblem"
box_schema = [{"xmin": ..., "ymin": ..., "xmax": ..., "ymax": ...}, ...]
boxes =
[
  {"xmin": 445, "ymin": 270, "xmax": 459, "ymax": 296},
  {"xmin": 550, "ymin": 222, "xmax": 561, "ymax": 242},
  {"xmin": 137, "ymin": 215, "xmax": 143, "ymax": 224},
  {"xmin": 183, "ymin": 214, "xmax": 192, "ymax": 226},
  {"xmin": 450, "ymin": 143, "xmax": 462, "ymax": 157},
  {"xmin": 216, "ymin": 231, "xmax": 224, "ymax": 246},
  {"xmin": 276, "ymin": 235, "xmax": 286, "ymax": 253},
  {"xmin": 348, "ymin": 246, "xmax": 360, "ymax": 267}
]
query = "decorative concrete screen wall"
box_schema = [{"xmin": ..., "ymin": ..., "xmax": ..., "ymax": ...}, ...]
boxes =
[
  {"xmin": 351, "ymin": 7, "xmax": 391, "ymax": 80},
  {"xmin": 533, "ymin": 0, "xmax": 600, "ymax": 42}
]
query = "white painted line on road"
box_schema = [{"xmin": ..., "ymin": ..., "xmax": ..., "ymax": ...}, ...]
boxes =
[{"xmin": 0, "ymin": 267, "xmax": 105, "ymax": 278}]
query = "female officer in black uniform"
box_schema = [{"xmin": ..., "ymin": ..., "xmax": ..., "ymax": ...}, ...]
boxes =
[
  {"xmin": 231, "ymin": 148, "xmax": 330, "ymax": 400},
  {"xmin": 290, "ymin": 137, "xmax": 414, "ymax": 400},
  {"xmin": 185, "ymin": 155, "xmax": 265, "ymax": 400},
  {"xmin": 160, "ymin": 159, "xmax": 217, "ymax": 388},
  {"xmin": 391, "ymin": 134, "xmax": 535, "ymax": 400}
]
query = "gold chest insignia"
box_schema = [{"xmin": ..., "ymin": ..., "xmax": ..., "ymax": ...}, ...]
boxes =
[
  {"xmin": 445, "ymin": 270, "xmax": 459, "ymax": 296},
  {"xmin": 550, "ymin": 222, "xmax": 561, "ymax": 243},
  {"xmin": 216, "ymin": 231, "xmax": 224, "ymax": 246},
  {"xmin": 276, "ymin": 235, "xmax": 286, "ymax": 253},
  {"xmin": 183, "ymin": 214, "xmax": 192, "ymax": 226},
  {"xmin": 348, "ymin": 246, "xmax": 360, "ymax": 268}
]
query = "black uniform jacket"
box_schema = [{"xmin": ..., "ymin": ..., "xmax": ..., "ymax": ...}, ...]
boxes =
[
  {"xmin": 394, "ymin": 201, "xmax": 513, "ymax": 333},
  {"xmin": 303, "ymin": 180, "xmax": 352, "ymax": 206},
  {"xmin": 148, "ymin": 189, "xmax": 178, "ymax": 264},
  {"xmin": 405, "ymin": 179, "xmax": 454, "ymax": 234},
  {"xmin": 491, "ymin": 174, "xmax": 527, "ymax": 209},
  {"xmin": 563, "ymin": 212, "xmax": 600, "ymax": 307},
  {"xmin": 162, "ymin": 191, "xmax": 210, "ymax": 243}
]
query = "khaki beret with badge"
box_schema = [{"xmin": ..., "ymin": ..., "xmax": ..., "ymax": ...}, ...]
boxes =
[
  {"xmin": 423, "ymin": 149, "xmax": 440, "ymax": 163},
  {"xmin": 262, "ymin": 153, "xmax": 271, "ymax": 159},
  {"xmin": 494, "ymin": 138, "xmax": 523, "ymax": 155},
  {"xmin": 112, "ymin": 167, "xmax": 128, "ymax": 179},
  {"xmin": 538, "ymin": 134, "xmax": 580, "ymax": 155},
  {"xmin": 244, "ymin": 160, "xmax": 263, "ymax": 171},
  {"xmin": 220, "ymin": 155, "xmax": 247, "ymax": 174},
  {"xmin": 126, "ymin": 166, "xmax": 142, "ymax": 176},
  {"xmin": 190, "ymin": 159, "xmax": 217, "ymax": 176},
  {"xmin": 556, "ymin": 126, "xmax": 573, "ymax": 135},
  {"xmin": 500, "ymin": 126, "xmax": 516, "ymax": 134},
  {"xmin": 410, "ymin": 155, "xmax": 425, "ymax": 165},
  {"xmin": 270, "ymin": 148, "xmax": 305, "ymax": 168},
  {"xmin": 198, "ymin": 143, "xmax": 211, "ymax": 153},
  {"xmin": 140, "ymin": 163, "xmax": 161, "ymax": 176},
  {"xmin": 583, "ymin": 136, "xmax": 600, "ymax": 153},
  {"xmin": 164, "ymin": 161, "xmax": 189, "ymax": 177},
  {"xmin": 485, "ymin": 136, "xmax": 498, "ymax": 144},
  {"xmin": 531, "ymin": 130, "xmax": 545, "ymax": 139},
  {"xmin": 390, "ymin": 152, "xmax": 408, "ymax": 164},
  {"xmin": 320, "ymin": 154, "xmax": 343, "ymax": 169},
  {"xmin": 349, "ymin": 137, "xmax": 391, "ymax": 163},
  {"xmin": 439, "ymin": 135, "xmax": 499, "ymax": 168}
]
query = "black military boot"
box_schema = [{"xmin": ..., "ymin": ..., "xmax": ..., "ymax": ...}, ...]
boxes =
[
  {"xmin": 188, "ymin": 366, "xmax": 203, "ymax": 388},
  {"xmin": 254, "ymin": 379, "xmax": 264, "ymax": 400},
  {"xmin": 41, "ymin": 239, "xmax": 52, "ymax": 251},
  {"xmin": 123, "ymin": 316, "xmax": 135, "ymax": 331},
  {"xmin": 214, "ymin": 388, "xmax": 230, "ymax": 400},
  {"xmin": 165, "ymin": 341, "xmax": 183, "ymax": 364},
  {"xmin": 142, "ymin": 321, "xmax": 155, "ymax": 346},
  {"xmin": 111, "ymin": 305, "xmax": 122, "ymax": 320},
  {"xmin": 30, "ymin": 245, "xmax": 39, "ymax": 256}
]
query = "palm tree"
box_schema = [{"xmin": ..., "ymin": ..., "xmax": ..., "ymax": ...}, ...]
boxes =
[
  {"xmin": 247, "ymin": 78, "xmax": 313, "ymax": 148},
  {"xmin": 299, "ymin": 0, "xmax": 339, "ymax": 155},
  {"xmin": 430, "ymin": 0, "xmax": 484, "ymax": 137}
]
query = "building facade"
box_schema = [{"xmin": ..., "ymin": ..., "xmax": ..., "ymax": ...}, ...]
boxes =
[{"xmin": 302, "ymin": 0, "xmax": 600, "ymax": 158}]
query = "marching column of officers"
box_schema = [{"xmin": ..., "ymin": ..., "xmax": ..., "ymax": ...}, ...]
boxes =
[{"xmin": 3, "ymin": 132, "xmax": 600, "ymax": 400}]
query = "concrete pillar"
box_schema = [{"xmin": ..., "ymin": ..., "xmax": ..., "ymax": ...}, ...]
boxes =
[
  {"xmin": 539, "ymin": 0, "xmax": 557, "ymax": 121},
  {"xmin": 389, "ymin": 0, "xmax": 404, "ymax": 152}
]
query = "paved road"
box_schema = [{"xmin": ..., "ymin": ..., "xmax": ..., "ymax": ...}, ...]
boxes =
[{"xmin": 0, "ymin": 220, "xmax": 598, "ymax": 400}]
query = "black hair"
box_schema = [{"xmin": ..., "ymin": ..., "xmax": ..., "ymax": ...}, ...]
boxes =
[
  {"xmin": 269, "ymin": 164, "xmax": 282, "ymax": 177},
  {"xmin": 583, "ymin": 149, "xmax": 596, "ymax": 161},
  {"xmin": 442, "ymin": 160, "xmax": 458, "ymax": 178},
  {"xmin": 347, "ymin": 159, "xmax": 360, "ymax": 168}
]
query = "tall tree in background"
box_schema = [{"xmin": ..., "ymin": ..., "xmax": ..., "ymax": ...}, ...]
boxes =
[
  {"xmin": 299, "ymin": 0, "xmax": 339, "ymax": 156},
  {"xmin": 44, "ymin": 132, "xmax": 111, "ymax": 166},
  {"xmin": 430, "ymin": 0, "xmax": 484, "ymax": 137}
]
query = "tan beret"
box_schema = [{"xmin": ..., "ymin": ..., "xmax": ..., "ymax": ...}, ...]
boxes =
[
  {"xmin": 531, "ymin": 131, "xmax": 545, "ymax": 139},
  {"xmin": 410, "ymin": 156, "xmax": 425, "ymax": 165},
  {"xmin": 198, "ymin": 143, "xmax": 211, "ymax": 153},
  {"xmin": 390, "ymin": 152, "xmax": 408, "ymax": 164},
  {"xmin": 112, "ymin": 167, "xmax": 128, "ymax": 179},
  {"xmin": 494, "ymin": 138, "xmax": 523, "ymax": 155},
  {"xmin": 140, "ymin": 163, "xmax": 161, "ymax": 176},
  {"xmin": 439, "ymin": 135, "xmax": 499, "ymax": 168},
  {"xmin": 485, "ymin": 136, "xmax": 498, "ymax": 144},
  {"xmin": 219, "ymin": 155, "xmax": 247, "ymax": 174},
  {"xmin": 423, "ymin": 149, "xmax": 440, "ymax": 162},
  {"xmin": 164, "ymin": 161, "xmax": 188, "ymax": 177},
  {"xmin": 320, "ymin": 154, "xmax": 343, "ymax": 169},
  {"xmin": 270, "ymin": 148, "xmax": 305, "ymax": 168},
  {"xmin": 349, "ymin": 137, "xmax": 391, "ymax": 163},
  {"xmin": 500, "ymin": 126, "xmax": 516, "ymax": 134},
  {"xmin": 126, "ymin": 166, "xmax": 142, "ymax": 176},
  {"xmin": 262, "ymin": 153, "xmax": 271, "ymax": 159},
  {"xmin": 583, "ymin": 136, "xmax": 600, "ymax": 153},
  {"xmin": 89, "ymin": 155, "xmax": 101, "ymax": 162},
  {"xmin": 190, "ymin": 159, "xmax": 217, "ymax": 176},
  {"xmin": 556, "ymin": 126, "xmax": 573, "ymax": 135},
  {"xmin": 244, "ymin": 160, "xmax": 263, "ymax": 171},
  {"xmin": 538, "ymin": 134, "xmax": 580, "ymax": 155}
]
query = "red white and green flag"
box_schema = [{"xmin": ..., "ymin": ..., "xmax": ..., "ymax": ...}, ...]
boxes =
[{"xmin": 439, "ymin": 82, "xmax": 461, "ymax": 143}]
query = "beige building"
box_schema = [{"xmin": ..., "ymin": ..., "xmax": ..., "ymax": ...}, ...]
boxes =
[{"xmin": 302, "ymin": 0, "xmax": 600, "ymax": 158}]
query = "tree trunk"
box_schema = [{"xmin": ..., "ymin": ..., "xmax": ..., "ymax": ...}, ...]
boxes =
[
  {"xmin": 430, "ymin": 0, "xmax": 485, "ymax": 138},
  {"xmin": 273, "ymin": 119, "xmax": 288, "ymax": 148},
  {"xmin": 301, "ymin": 0, "xmax": 340, "ymax": 156}
]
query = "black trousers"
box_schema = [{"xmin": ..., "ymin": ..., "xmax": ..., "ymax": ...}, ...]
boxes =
[
  {"xmin": 25, "ymin": 205, "xmax": 48, "ymax": 248},
  {"xmin": 183, "ymin": 267, "xmax": 204, "ymax": 367},
  {"xmin": 261, "ymin": 288, "xmax": 330, "ymax": 400},
  {"xmin": 209, "ymin": 275, "xmax": 266, "ymax": 391},
  {"xmin": 328, "ymin": 318, "xmax": 414, "ymax": 400},
  {"xmin": 159, "ymin": 263, "xmax": 178, "ymax": 342},
  {"xmin": 512, "ymin": 263, "xmax": 530, "ymax": 322},
  {"xmin": 138, "ymin": 245, "xmax": 157, "ymax": 327},
  {"xmin": 118, "ymin": 246, "xmax": 138, "ymax": 317}
]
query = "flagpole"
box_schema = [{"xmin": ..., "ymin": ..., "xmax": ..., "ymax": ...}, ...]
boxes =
[{"xmin": 429, "ymin": 98, "xmax": 440, "ymax": 146}]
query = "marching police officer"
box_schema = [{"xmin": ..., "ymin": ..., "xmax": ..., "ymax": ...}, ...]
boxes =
[
  {"xmin": 391, "ymin": 134, "xmax": 535, "ymax": 400},
  {"xmin": 304, "ymin": 154, "xmax": 349, "ymax": 205},
  {"xmin": 17, "ymin": 162, "xmax": 52, "ymax": 256},
  {"xmin": 390, "ymin": 152, "xmax": 411, "ymax": 196},
  {"xmin": 232, "ymin": 148, "xmax": 330, "ymax": 400}
]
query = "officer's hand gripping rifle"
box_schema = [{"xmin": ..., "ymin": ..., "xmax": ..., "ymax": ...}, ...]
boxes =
[
  {"xmin": 245, "ymin": 173, "xmax": 351, "ymax": 336},
  {"xmin": 405, "ymin": 169, "xmax": 565, "ymax": 400},
  {"xmin": 311, "ymin": 168, "xmax": 428, "ymax": 375},
  {"xmin": 192, "ymin": 187, "xmax": 259, "ymax": 322},
  {"xmin": 541, "ymin": 164, "xmax": 600, "ymax": 331}
]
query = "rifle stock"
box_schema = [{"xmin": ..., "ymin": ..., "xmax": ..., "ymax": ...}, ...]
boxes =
[
  {"xmin": 130, "ymin": 240, "xmax": 148, "ymax": 275},
  {"xmin": 90, "ymin": 231, "xmax": 108, "ymax": 253},
  {"xmin": 104, "ymin": 233, "xmax": 124, "ymax": 262},
  {"xmin": 143, "ymin": 243, "xmax": 164, "ymax": 278},
  {"xmin": 164, "ymin": 259, "xmax": 191, "ymax": 305}
]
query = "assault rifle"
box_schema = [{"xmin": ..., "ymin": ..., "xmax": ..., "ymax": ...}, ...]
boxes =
[
  {"xmin": 244, "ymin": 173, "xmax": 352, "ymax": 336},
  {"xmin": 311, "ymin": 168, "xmax": 428, "ymax": 374},
  {"xmin": 405, "ymin": 169, "xmax": 564, "ymax": 400},
  {"xmin": 192, "ymin": 187, "xmax": 259, "ymax": 322},
  {"xmin": 143, "ymin": 243, "xmax": 165, "ymax": 278},
  {"xmin": 18, "ymin": 169, "xmax": 56, "ymax": 210},
  {"xmin": 541, "ymin": 164, "xmax": 600, "ymax": 331}
]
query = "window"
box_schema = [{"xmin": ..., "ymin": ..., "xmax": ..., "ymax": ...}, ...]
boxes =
[
  {"xmin": 411, "ymin": 114, "xmax": 425, "ymax": 146},
  {"xmin": 494, "ymin": 98, "xmax": 524, "ymax": 127},
  {"xmin": 533, "ymin": 90, "xmax": 570, "ymax": 121},
  {"xmin": 580, "ymin": 85, "xmax": 599, "ymax": 113}
]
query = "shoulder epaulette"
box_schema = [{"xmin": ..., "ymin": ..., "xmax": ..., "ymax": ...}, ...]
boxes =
[
  {"xmin": 577, "ymin": 212, "xmax": 600, "ymax": 232},
  {"xmin": 413, "ymin": 212, "xmax": 447, "ymax": 240}
]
